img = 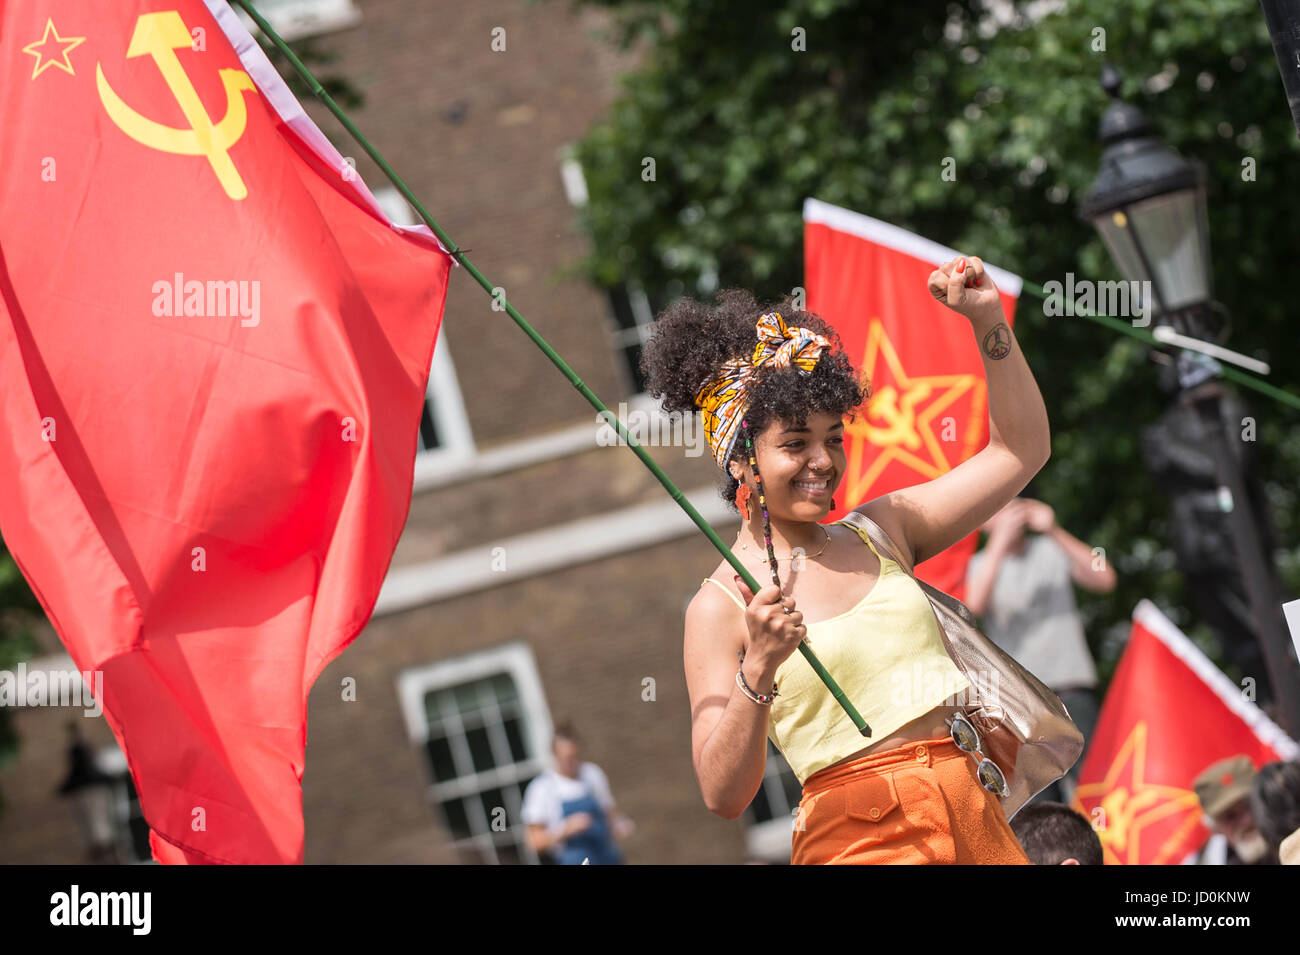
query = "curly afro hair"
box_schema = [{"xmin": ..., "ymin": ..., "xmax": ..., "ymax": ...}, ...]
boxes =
[{"xmin": 639, "ymin": 288, "xmax": 870, "ymax": 512}]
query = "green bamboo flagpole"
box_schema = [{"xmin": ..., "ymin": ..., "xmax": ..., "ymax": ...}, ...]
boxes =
[{"xmin": 230, "ymin": 0, "xmax": 873, "ymax": 736}]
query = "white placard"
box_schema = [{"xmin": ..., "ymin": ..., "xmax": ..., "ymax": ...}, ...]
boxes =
[{"xmin": 1285, "ymin": 599, "xmax": 1300, "ymax": 661}]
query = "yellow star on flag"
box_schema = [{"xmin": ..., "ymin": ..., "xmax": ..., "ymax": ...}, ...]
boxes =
[
  {"xmin": 1071, "ymin": 722, "xmax": 1205, "ymax": 865},
  {"xmin": 22, "ymin": 19, "xmax": 86, "ymax": 81},
  {"xmin": 842, "ymin": 318, "xmax": 985, "ymax": 504}
]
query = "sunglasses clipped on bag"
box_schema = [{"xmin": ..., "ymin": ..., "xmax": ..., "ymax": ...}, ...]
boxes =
[{"xmin": 947, "ymin": 711, "xmax": 1010, "ymax": 798}]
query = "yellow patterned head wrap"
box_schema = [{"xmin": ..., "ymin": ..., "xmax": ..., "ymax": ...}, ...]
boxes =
[{"xmin": 693, "ymin": 311, "xmax": 832, "ymax": 470}]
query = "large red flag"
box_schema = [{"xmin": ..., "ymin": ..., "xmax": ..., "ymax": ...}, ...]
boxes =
[
  {"xmin": 1071, "ymin": 601, "xmax": 1299, "ymax": 865},
  {"xmin": 0, "ymin": 0, "xmax": 452, "ymax": 862},
  {"xmin": 803, "ymin": 199, "xmax": 1022, "ymax": 599}
]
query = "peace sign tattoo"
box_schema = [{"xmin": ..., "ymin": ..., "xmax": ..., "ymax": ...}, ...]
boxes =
[{"xmin": 981, "ymin": 323, "xmax": 1012, "ymax": 360}]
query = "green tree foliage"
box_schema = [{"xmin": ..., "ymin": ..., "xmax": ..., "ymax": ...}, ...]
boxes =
[
  {"xmin": 563, "ymin": 0, "xmax": 1300, "ymax": 681},
  {"xmin": 0, "ymin": 536, "xmax": 41, "ymax": 776}
]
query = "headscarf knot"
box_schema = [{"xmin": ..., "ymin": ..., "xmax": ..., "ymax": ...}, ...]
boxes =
[{"xmin": 693, "ymin": 311, "xmax": 831, "ymax": 469}]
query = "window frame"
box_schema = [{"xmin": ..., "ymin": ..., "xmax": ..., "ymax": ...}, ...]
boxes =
[
  {"xmin": 236, "ymin": 0, "xmax": 363, "ymax": 42},
  {"xmin": 604, "ymin": 280, "xmax": 662, "ymax": 398},
  {"xmin": 396, "ymin": 642, "xmax": 554, "ymax": 864},
  {"xmin": 367, "ymin": 185, "xmax": 476, "ymax": 480},
  {"xmin": 413, "ymin": 324, "xmax": 476, "ymax": 479},
  {"xmin": 558, "ymin": 144, "xmax": 715, "ymax": 401}
]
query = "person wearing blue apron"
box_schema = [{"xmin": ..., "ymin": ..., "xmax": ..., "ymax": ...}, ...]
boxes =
[{"xmin": 555, "ymin": 788, "xmax": 624, "ymax": 865}]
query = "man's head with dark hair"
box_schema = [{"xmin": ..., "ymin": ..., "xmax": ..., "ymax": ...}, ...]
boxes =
[
  {"xmin": 1009, "ymin": 801, "xmax": 1104, "ymax": 865},
  {"xmin": 1250, "ymin": 760, "xmax": 1300, "ymax": 855},
  {"xmin": 552, "ymin": 722, "xmax": 581, "ymax": 779}
]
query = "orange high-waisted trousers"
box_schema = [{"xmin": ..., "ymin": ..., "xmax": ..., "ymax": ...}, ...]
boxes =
[{"xmin": 790, "ymin": 734, "xmax": 1032, "ymax": 865}]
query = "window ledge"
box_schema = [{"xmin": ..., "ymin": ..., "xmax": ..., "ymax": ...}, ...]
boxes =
[
  {"xmin": 375, "ymin": 481, "xmax": 731, "ymax": 617},
  {"xmin": 238, "ymin": 0, "xmax": 363, "ymax": 43},
  {"xmin": 410, "ymin": 392, "xmax": 657, "ymax": 493}
]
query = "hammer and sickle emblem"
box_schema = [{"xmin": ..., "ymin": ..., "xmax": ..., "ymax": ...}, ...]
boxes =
[
  {"xmin": 95, "ymin": 11, "xmax": 256, "ymax": 200},
  {"xmin": 864, "ymin": 384, "xmax": 930, "ymax": 448}
]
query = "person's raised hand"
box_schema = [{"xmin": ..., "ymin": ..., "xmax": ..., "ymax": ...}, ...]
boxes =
[
  {"xmin": 985, "ymin": 500, "xmax": 1028, "ymax": 551},
  {"xmin": 927, "ymin": 255, "xmax": 1001, "ymax": 322},
  {"xmin": 1022, "ymin": 499, "xmax": 1056, "ymax": 534}
]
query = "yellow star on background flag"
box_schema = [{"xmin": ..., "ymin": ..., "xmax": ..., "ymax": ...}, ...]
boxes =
[
  {"xmin": 1072, "ymin": 722, "xmax": 1204, "ymax": 865},
  {"xmin": 842, "ymin": 318, "xmax": 985, "ymax": 503},
  {"xmin": 22, "ymin": 19, "xmax": 85, "ymax": 81}
]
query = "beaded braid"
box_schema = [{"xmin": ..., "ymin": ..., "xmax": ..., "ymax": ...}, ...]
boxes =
[
  {"xmin": 736, "ymin": 416, "xmax": 783, "ymax": 700},
  {"xmin": 741, "ymin": 417, "xmax": 782, "ymax": 594}
]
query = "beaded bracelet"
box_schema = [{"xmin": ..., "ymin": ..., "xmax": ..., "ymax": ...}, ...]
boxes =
[
  {"xmin": 736, "ymin": 669, "xmax": 779, "ymax": 705},
  {"xmin": 736, "ymin": 649, "xmax": 779, "ymax": 705}
]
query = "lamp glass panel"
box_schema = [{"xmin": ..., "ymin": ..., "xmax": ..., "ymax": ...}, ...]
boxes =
[
  {"xmin": 1093, "ymin": 208, "xmax": 1152, "ymax": 286},
  {"xmin": 1125, "ymin": 187, "xmax": 1211, "ymax": 310}
]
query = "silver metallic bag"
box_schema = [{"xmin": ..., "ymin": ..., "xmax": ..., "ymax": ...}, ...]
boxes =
[{"xmin": 837, "ymin": 511, "xmax": 1085, "ymax": 821}]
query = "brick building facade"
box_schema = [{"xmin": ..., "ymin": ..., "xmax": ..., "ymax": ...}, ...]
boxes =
[{"xmin": 0, "ymin": 0, "xmax": 805, "ymax": 864}]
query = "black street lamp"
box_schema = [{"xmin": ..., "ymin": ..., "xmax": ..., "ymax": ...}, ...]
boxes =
[
  {"xmin": 1080, "ymin": 64, "xmax": 1213, "ymax": 331},
  {"xmin": 1259, "ymin": 0, "xmax": 1300, "ymax": 140},
  {"xmin": 1079, "ymin": 63, "xmax": 1300, "ymax": 736}
]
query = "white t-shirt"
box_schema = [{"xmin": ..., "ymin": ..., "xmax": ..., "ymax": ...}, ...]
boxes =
[
  {"xmin": 966, "ymin": 533, "xmax": 1098, "ymax": 690},
  {"xmin": 520, "ymin": 763, "xmax": 614, "ymax": 836}
]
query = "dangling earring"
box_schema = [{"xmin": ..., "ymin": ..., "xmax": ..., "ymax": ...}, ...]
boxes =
[{"xmin": 735, "ymin": 482, "xmax": 752, "ymax": 521}]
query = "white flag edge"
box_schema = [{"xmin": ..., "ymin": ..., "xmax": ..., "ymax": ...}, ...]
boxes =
[
  {"xmin": 1133, "ymin": 598, "xmax": 1300, "ymax": 761},
  {"xmin": 201, "ymin": 0, "xmax": 457, "ymax": 263},
  {"xmin": 802, "ymin": 197, "xmax": 1023, "ymax": 298}
]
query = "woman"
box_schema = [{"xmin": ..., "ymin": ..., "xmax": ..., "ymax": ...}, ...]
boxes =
[{"xmin": 643, "ymin": 255, "xmax": 1050, "ymax": 864}]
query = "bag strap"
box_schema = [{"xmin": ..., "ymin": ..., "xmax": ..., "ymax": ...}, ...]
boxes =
[{"xmin": 838, "ymin": 510, "xmax": 915, "ymax": 577}]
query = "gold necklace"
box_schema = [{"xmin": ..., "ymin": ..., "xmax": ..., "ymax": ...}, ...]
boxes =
[{"xmin": 738, "ymin": 526, "xmax": 832, "ymax": 561}]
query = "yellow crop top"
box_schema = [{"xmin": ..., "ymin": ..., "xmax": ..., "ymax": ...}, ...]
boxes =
[{"xmin": 700, "ymin": 520, "xmax": 969, "ymax": 785}]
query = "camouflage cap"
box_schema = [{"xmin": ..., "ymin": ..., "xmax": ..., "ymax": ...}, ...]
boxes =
[{"xmin": 1192, "ymin": 755, "xmax": 1256, "ymax": 818}]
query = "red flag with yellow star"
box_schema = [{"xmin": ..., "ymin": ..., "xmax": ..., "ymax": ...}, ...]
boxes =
[
  {"xmin": 803, "ymin": 199, "xmax": 1022, "ymax": 598},
  {"xmin": 0, "ymin": 1, "xmax": 452, "ymax": 862},
  {"xmin": 1071, "ymin": 601, "xmax": 1299, "ymax": 865}
]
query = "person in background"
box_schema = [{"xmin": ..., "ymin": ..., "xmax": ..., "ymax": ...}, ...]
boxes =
[
  {"xmin": 1248, "ymin": 759, "xmax": 1300, "ymax": 865},
  {"xmin": 1008, "ymin": 802, "xmax": 1104, "ymax": 865},
  {"xmin": 1187, "ymin": 755, "xmax": 1272, "ymax": 864},
  {"xmin": 521, "ymin": 723, "xmax": 633, "ymax": 864},
  {"xmin": 965, "ymin": 493, "xmax": 1116, "ymax": 804}
]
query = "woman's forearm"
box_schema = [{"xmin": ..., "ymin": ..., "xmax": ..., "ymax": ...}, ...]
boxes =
[
  {"xmin": 969, "ymin": 305, "xmax": 1051, "ymax": 468},
  {"xmin": 697, "ymin": 656, "xmax": 778, "ymax": 818},
  {"xmin": 528, "ymin": 822, "xmax": 566, "ymax": 853}
]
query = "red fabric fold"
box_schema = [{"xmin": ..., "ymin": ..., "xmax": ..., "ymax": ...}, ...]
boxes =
[{"xmin": 0, "ymin": 0, "xmax": 452, "ymax": 863}]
